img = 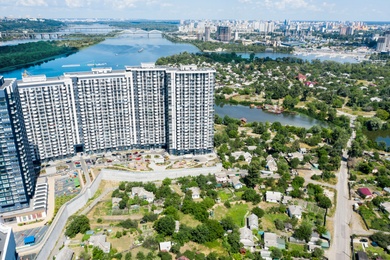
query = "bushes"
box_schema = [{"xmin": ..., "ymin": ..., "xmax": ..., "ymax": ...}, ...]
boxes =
[
  {"xmin": 65, "ymin": 215, "xmax": 90, "ymax": 238},
  {"xmin": 119, "ymin": 219, "xmax": 138, "ymax": 229}
]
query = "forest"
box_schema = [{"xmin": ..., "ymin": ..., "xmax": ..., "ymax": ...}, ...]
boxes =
[
  {"xmin": 163, "ymin": 34, "xmax": 294, "ymax": 53},
  {"xmin": 0, "ymin": 18, "xmax": 65, "ymax": 32},
  {"xmin": 0, "ymin": 37, "xmax": 105, "ymax": 72}
]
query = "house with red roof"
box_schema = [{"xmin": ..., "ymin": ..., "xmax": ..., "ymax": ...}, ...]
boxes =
[
  {"xmin": 296, "ymin": 74, "xmax": 307, "ymax": 82},
  {"xmin": 357, "ymin": 187, "xmax": 372, "ymax": 199}
]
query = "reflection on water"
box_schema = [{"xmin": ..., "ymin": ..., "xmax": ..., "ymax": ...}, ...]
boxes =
[
  {"xmin": 214, "ymin": 104, "xmax": 327, "ymax": 129},
  {"xmin": 364, "ymin": 129, "xmax": 390, "ymax": 147},
  {"xmin": 1, "ymin": 33, "xmax": 199, "ymax": 79}
]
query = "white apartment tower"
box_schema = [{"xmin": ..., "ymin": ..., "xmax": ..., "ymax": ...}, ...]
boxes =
[
  {"xmin": 166, "ymin": 65, "xmax": 214, "ymax": 155},
  {"xmin": 14, "ymin": 64, "xmax": 214, "ymax": 161},
  {"xmin": 18, "ymin": 75, "xmax": 78, "ymax": 161}
]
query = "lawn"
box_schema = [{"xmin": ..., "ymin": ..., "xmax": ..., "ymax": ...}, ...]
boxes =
[
  {"xmin": 218, "ymin": 190, "xmax": 232, "ymax": 202},
  {"xmin": 178, "ymin": 212, "xmax": 202, "ymax": 228},
  {"xmin": 359, "ymin": 206, "xmax": 390, "ymax": 232},
  {"xmin": 288, "ymin": 243, "xmax": 305, "ymax": 253},
  {"xmin": 214, "ymin": 203, "xmax": 249, "ymax": 227},
  {"xmin": 262, "ymin": 213, "xmax": 289, "ymax": 231}
]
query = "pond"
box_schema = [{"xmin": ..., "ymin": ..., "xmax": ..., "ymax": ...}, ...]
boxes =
[
  {"xmin": 214, "ymin": 104, "xmax": 327, "ymax": 129},
  {"xmin": 363, "ymin": 129, "xmax": 390, "ymax": 148}
]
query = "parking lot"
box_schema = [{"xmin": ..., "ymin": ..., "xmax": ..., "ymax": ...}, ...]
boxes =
[
  {"xmin": 55, "ymin": 176, "xmax": 81, "ymax": 197},
  {"xmin": 14, "ymin": 225, "xmax": 48, "ymax": 247}
]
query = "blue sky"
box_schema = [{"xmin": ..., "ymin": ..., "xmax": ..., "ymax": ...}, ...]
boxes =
[{"xmin": 0, "ymin": 0, "xmax": 389, "ymax": 21}]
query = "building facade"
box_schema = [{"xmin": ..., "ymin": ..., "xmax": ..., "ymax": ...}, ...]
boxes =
[
  {"xmin": 0, "ymin": 77, "xmax": 35, "ymax": 213},
  {"xmin": 12, "ymin": 64, "xmax": 215, "ymax": 162},
  {"xmin": 0, "ymin": 224, "xmax": 17, "ymax": 260},
  {"xmin": 216, "ymin": 26, "xmax": 231, "ymax": 42}
]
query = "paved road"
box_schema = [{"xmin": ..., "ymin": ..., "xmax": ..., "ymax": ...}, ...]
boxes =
[{"xmin": 326, "ymin": 126, "xmax": 356, "ymax": 260}]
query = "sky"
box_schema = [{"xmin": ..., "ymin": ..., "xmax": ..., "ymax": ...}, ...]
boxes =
[{"xmin": 0, "ymin": 0, "xmax": 389, "ymax": 21}]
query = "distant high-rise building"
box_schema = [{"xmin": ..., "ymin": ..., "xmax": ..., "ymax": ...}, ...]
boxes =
[
  {"xmin": 204, "ymin": 26, "xmax": 210, "ymax": 41},
  {"xmin": 377, "ymin": 37, "xmax": 387, "ymax": 52},
  {"xmin": 216, "ymin": 26, "xmax": 231, "ymax": 42},
  {"xmin": 0, "ymin": 77, "xmax": 35, "ymax": 213},
  {"xmin": 385, "ymin": 31, "xmax": 390, "ymax": 50},
  {"xmin": 340, "ymin": 26, "xmax": 354, "ymax": 36}
]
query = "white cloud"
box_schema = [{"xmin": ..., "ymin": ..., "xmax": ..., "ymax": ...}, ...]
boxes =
[
  {"xmin": 17, "ymin": 0, "xmax": 47, "ymax": 6},
  {"xmin": 262, "ymin": 0, "xmax": 318, "ymax": 11},
  {"xmin": 239, "ymin": 0, "xmax": 253, "ymax": 3},
  {"xmin": 110, "ymin": 0, "xmax": 139, "ymax": 9},
  {"xmin": 65, "ymin": 0, "xmax": 91, "ymax": 8}
]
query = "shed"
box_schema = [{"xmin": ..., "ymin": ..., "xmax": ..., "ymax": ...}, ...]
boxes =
[{"xmin": 24, "ymin": 236, "xmax": 35, "ymax": 245}]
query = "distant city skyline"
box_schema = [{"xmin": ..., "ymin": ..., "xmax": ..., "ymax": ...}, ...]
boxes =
[{"xmin": 0, "ymin": 0, "xmax": 389, "ymax": 22}]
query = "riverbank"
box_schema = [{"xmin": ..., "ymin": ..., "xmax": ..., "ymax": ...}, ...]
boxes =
[
  {"xmin": 163, "ymin": 33, "xmax": 293, "ymax": 53},
  {"xmin": 0, "ymin": 36, "xmax": 106, "ymax": 73}
]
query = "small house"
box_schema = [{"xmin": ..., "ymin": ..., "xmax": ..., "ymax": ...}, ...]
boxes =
[
  {"xmin": 215, "ymin": 172, "xmax": 228, "ymax": 183},
  {"xmin": 231, "ymin": 177, "xmax": 243, "ymax": 189},
  {"xmin": 357, "ymin": 187, "xmax": 372, "ymax": 199},
  {"xmin": 287, "ymin": 205, "xmax": 303, "ymax": 219},
  {"xmin": 266, "ymin": 155, "xmax": 278, "ymax": 172},
  {"xmin": 239, "ymin": 227, "xmax": 255, "ymax": 248},
  {"xmin": 380, "ymin": 202, "xmax": 390, "ymax": 214},
  {"xmin": 247, "ymin": 213, "xmax": 259, "ymax": 230},
  {"xmin": 131, "ymin": 187, "xmax": 155, "ymax": 203},
  {"xmin": 188, "ymin": 187, "xmax": 201, "ymax": 199},
  {"xmin": 56, "ymin": 247, "xmax": 74, "ymax": 260},
  {"xmin": 159, "ymin": 241, "xmax": 172, "ymax": 252},
  {"xmin": 263, "ymin": 232, "xmax": 285, "ymax": 250},
  {"xmin": 89, "ymin": 235, "xmax": 111, "ymax": 253},
  {"xmin": 266, "ymin": 191, "xmax": 282, "ymax": 203}
]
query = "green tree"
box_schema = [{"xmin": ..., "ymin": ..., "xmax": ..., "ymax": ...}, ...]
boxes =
[
  {"xmin": 376, "ymin": 109, "xmax": 389, "ymax": 120},
  {"xmin": 274, "ymin": 219, "xmax": 284, "ymax": 230},
  {"xmin": 65, "ymin": 215, "xmax": 90, "ymax": 238},
  {"xmin": 293, "ymin": 222, "xmax": 312, "ymax": 242},
  {"xmin": 153, "ymin": 215, "xmax": 175, "ymax": 236},
  {"xmin": 252, "ymin": 207, "xmax": 265, "ymax": 218},
  {"xmin": 271, "ymin": 248, "xmax": 283, "ymax": 259},
  {"xmin": 312, "ymin": 247, "xmax": 324, "ymax": 258},
  {"xmin": 125, "ymin": 252, "xmax": 132, "ymax": 260},
  {"xmin": 158, "ymin": 252, "xmax": 172, "ymax": 260},
  {"xmin": 292, "ymin": 176, "xmax": 305, "ymax": 189}
]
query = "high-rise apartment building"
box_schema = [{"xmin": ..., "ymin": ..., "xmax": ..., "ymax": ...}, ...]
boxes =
[
  {"xmin": 11, "ymin": 64, "xmax": 215, "ymax": 163},
  {"xmin": 166, "ymin": 65, "xmax": 214, "ymax": 155},
  {"xmin": 0, "ymin": 224, "xmax": 17, "ymax": 260},
  {"xmin": 0, "ymin": 77, "xmax": 35, "ymax": 213},
  {"xmin": 204, "ymin": 26, "xmax": 210, "ymax": 41},
  {"xmin": 216, "ymin": 26, "xmax": 231, "ymax": 42}
]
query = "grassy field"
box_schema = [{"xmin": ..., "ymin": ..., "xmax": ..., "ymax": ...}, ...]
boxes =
[
  {"xmin": 288, "ymin": 243, "xmax": 305, "ymax": 252},
  {"xmin": 178, "ymin": 212, "xmax": 202, "ymax": 228},
  {"xmin": 218, "ymin": 189, "xmax": 233, "ymax": 202},
  {"xmin": 262, "ymin": 213, "xmax": 289, "ymax": 231},
  {"xmin": 214, "ymin": 203, "xmax": 249, "ymax": 227},
  {"xmin": 354, "ymin": 243, "xmax": 390, "ymax": 260}
]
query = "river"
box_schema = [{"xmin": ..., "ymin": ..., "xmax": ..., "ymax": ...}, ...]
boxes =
[
  {"xmin": 1, "ymin": 32, "xmax": 333, "ymax": 128},
  {"xmin": 215, "ymin": 104, "xmax": 326, "ymax": 128},
  {"xmin": 1, "ymin": 33, "xmax": 199, "ymax": 79}
]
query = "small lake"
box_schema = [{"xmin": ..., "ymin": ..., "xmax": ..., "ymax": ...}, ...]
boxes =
[
  {"xmin": 214, "ymin": 104, "xmax": 327, "ymax": 129},
  {"xmin": 364, "ymin": 129, "xmax": 390, "ymax": 148}
]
